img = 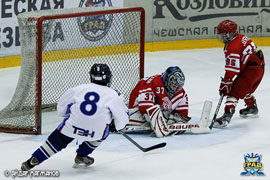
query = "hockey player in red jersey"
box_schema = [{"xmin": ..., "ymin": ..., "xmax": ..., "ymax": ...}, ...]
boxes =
[
  {"xmin": 213, "ymin": 20, "xmax": 265, "ymax": 128},
  {"xmin": 126, "ymin": 66, "xmax": 191, "ymax": 137}
]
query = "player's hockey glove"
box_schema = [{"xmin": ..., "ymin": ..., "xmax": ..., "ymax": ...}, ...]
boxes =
[{"xmin": 219, "ymin": 78, "xmax": 233, "ymax": 96}]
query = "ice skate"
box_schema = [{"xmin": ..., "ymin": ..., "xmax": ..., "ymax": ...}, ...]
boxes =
[
  {"xmin": 73, "ymin": 155, "xmax": 94, "ymax": 168},
  {"xmin": 239, "ymin": 105, "xmax": 258, "ymax": 117},
  {"xmin": 213, "ymin": 110, "xmax": 234, "ymax": 128},
  {"xmin": 21, "ymin": 156, "xmax": 40, "ymax": 171}
]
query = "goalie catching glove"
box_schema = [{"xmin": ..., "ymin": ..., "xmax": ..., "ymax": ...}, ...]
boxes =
[
  {"xmin": 164, "ymin": 111, "xmax": 191, "ymax": 135},
  {"xmin": 165, "ymin": 111, "xmax": 191, "ymax": 124}
]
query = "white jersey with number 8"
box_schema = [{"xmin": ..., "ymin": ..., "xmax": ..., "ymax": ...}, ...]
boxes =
[{"xmin": 57, "ymin": 83, "xmax": 129, "ymax": 141}]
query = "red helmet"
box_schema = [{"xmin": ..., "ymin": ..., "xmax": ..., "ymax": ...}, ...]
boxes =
[{"xmin": 217, "ymin": 20, "xmax": 237, "ymax": 34}]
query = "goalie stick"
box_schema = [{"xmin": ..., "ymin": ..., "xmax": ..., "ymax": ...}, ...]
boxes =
[
  {"xmin": 119, "ymin": 131, "xmax": 166, "ymax": 152},
  {"xmin": 124, "ymin": 101, "xmax": 213, "ymax": 134}
]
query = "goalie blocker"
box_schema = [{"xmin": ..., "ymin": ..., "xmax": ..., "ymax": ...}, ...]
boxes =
[{"xmin": 124, "ymin": 101, "xmax": 213, "ymax": 137}]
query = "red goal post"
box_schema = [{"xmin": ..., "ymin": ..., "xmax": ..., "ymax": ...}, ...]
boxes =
[{"xmin": 0, "ymin": 7, "xmax": 145, "ymax": 135}]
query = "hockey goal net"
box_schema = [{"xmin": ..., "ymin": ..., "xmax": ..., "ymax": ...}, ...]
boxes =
[{"xmin": 0, "ymin": 7, "xmax": 145, "ymax": 135}]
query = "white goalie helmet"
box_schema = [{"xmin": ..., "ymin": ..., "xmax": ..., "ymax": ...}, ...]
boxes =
[{"xmin": 162, "ymin": 66, "xmax": 185, "ymax": 97}]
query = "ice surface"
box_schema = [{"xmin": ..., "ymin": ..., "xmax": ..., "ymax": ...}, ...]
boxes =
[{"xmin": 0, "ymin": 48, "xmax": 269, "ymax": 180}]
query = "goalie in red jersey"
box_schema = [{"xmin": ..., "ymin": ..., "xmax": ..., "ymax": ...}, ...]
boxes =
[
  {"xmin": 213, "ymin": 20, "xmax": 265, "ymax": 128},
  {"xmin": 125, "ymin": 66, "xmax": 191, "ymax": 137}
]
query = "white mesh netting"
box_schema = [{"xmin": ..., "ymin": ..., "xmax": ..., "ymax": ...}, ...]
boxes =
[{"xmin": 0, "ymin": 7, "xmax": 144, "ymax": 134}]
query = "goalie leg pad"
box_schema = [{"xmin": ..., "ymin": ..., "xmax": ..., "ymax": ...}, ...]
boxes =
[
  {"xmin": 146, "ymin": 105, "xmax": 170, "ymax": 138},
  {"xmin": 124, "ymin": 107, "xmax": 151, "ymax": 132},
  {"xmin": 128, "ymin": 107, "xmax": 147, "ymax": 125}
]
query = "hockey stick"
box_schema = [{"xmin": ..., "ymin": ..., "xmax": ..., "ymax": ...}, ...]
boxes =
[
  {"xmin": 209, "ymin": 94, "xmax": 225, "ymax": 129},
  {"xmin": 119, "ymin": 131, "xmax": 166, "ymax": 152},
  {"xmin": 124, "ymin": 123, "xmax": 205, "ymax": 132},
  {"xmin": 125, "ymin": 123, "xmax": 209, "ymax": 133}
]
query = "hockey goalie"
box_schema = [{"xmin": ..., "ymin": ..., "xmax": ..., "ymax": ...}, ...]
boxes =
[{"xmin": 124, "ymin": 66, "xmax": 212, "ymax": 137}]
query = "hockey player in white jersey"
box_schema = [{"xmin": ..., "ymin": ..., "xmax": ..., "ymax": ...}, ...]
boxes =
[{"xmin": 21, "ymin": 63, "xmax": 129, "ymax": 170}]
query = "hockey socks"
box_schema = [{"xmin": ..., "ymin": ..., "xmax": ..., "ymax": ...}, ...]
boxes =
[
  {"xmin": 32, "ymin": 129, "xmax": 73, "ymax": 164},
  {"xmin": 76, "ymin": 141, "xmax": 102, "ymax": 157}
]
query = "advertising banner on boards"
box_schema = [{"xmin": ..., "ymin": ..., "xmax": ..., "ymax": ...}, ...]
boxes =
[
  {"xmin": 123, "ymin": 0, "xmax": 270, "ymax": 42},
  {"xmin": 151, "ymin": 0, "xmax": 270, "ymax": 42},
  {"xmin": 0, "ymin": 0, "xmax": 124, "ymax": 57}
]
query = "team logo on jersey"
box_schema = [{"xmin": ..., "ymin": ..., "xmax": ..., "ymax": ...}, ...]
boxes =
[
  {"xmin": 161, "ymin": 97, "xmax": 172, "ymax": 111},
  {"xmin": 72, "ymin": 125, "xmax": 95, "ymax": 138},
  {"xmin": 78, "ymin": 0, "xmax": 113, "ymax": 41},
  {"xmin": 240, "ymin": 153, "xmax": 265, "ymax": 176}
]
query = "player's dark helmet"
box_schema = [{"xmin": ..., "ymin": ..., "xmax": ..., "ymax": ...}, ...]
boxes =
[
  {"xmin": 217, "ymin": 20, "xmax": 238, "ymax": 44},
  {"xmin": 162, "ymin": 66, "xmax": 185, "ymax": 97},
  {"xmin": 90, "ymin": 63, "xmax": 112, "ymax": 86}
]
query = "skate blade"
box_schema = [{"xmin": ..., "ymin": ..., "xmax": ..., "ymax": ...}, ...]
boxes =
[
  {"xmin": 213, "ymin": 121, "xmax": 228, "ymax": 128},
  {"xmin": 72, "ymin": 163, "xmax": 92, "ymax": 168},
  {"xmin": 240, "ymin": 114, "xmax": 259, "ymax": 118}
]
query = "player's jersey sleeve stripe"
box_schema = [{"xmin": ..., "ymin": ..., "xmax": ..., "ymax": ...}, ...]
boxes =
[
  {"xmin": 175, "ymin": 107, "xmax": 188, "ymax": 111},
  {"xmin": 225, "ymin": 65, "xmax": 239, "ymax": 70},
  {"xmin": 175, "ymin": 104, "xmax": 189, "ymax": 110},
  {"xmin": 242, "ymin": 54, "xmax": 251, "ymax": 65},
  {"xmin": 229, "ymin": 53, "xmax": 240, "ymax": 57},
  {"xmin": 57, "ymin": 115, "xmax": 70, "ymax": 132},
  {"xmin": 225, "ymin": 51, "xmax": 240, "ymax": 73},
  {"xmin": 171, "ymin": 93, "xmax": 184, "ymax": 102},
  {"xmin": 139, "ymin": 102, "xmax": 154, "ymax": 106},
  {"xmin": 225, "ymin": 67, "xmax": 240, "ymax": 73},
  {"xmin": 139, "ymin": 88, "xmax": 152, "ymax": 93},
  {"xmin": 172, "ymin": 97, "xmax": 184, "ymax": 107}
]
